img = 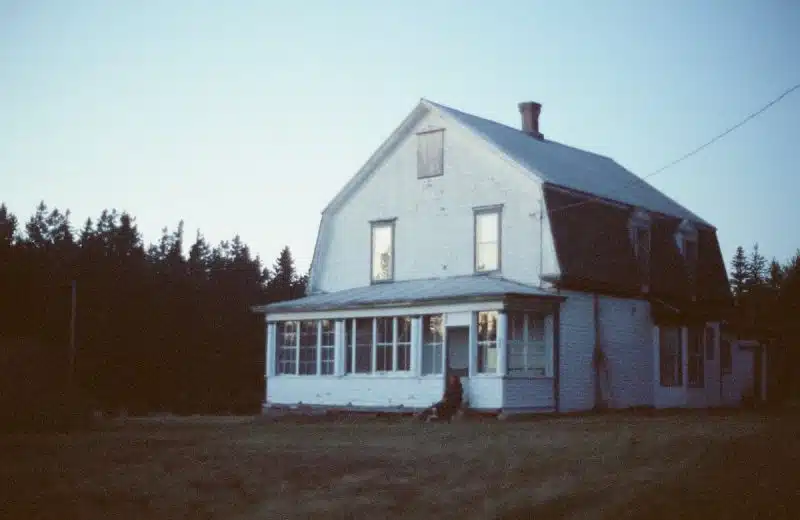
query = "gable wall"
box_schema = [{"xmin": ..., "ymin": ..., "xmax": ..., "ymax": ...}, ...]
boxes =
[{"xmin": 315, "ymin": 108, "xmax": 559, "ymax": 292}]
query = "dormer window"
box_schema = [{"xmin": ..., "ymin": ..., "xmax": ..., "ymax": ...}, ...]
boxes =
[
  {"xmin": 417, "ymin": 128, "xmax": 444, "ymax": 179},
  {"xmin": 676, "ymin": 220, "xmax": 699, "ymax": 295},
  {"xmin": 629, "ymin": 209, "xmax": 651, "ymax": 290}
]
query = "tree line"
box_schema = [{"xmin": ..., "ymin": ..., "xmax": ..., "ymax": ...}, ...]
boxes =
[
  {"xmin": 0, "ymin": 201, "xmax": 306, "ymax": 420},
  {"xmin": 728, "ymin": 243, "xmax": 800, "ymax": 401},
  {"xmin": 2, "ymin": 199, "xmax": 799, "ymax": 426}
]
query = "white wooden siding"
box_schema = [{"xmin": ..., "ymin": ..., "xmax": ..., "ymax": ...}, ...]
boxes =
[
  {"xmin": 267, "ymin": 376, "xmax": 443, "ymax": 409},
  {"xmin": 315, "ymin": 108, "xmax": 556, "ymax": 292},
  {"xmin": 466, "ymin": 377, "xmax": 503, "ymax": 409},
  {"xmin": 503, "ymin": 377, "xmax": 555, "ymax": 410},
  {"xmin": 557, "ymin": 292, "xmax": 596, "ymax": 412},
  {"xmin": 557, "ymin": 292, "xmax": 655, "ymax": 412}
]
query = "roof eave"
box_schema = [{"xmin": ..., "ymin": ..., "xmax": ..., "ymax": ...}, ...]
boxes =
[{"xmin": 251, "ymin": 291, "xmax": 566, "ymax": 315}]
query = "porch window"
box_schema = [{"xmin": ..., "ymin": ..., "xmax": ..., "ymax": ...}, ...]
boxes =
[
  {"xmin": 688, "ymin": 326, "xmax": 704, "ymax": 387},
  {"xmin": 298, "ymin": 321, "xmax": 317, "ymax": 375},
  {"xmin": 320, "ymin": 320, "xmax": 335, "ymax": 375},
  {"xmin": 396, "ymin": 317, "xmax": 412, "ymax": 371},
  {"xmin": 720, "ymin": 339, "xmax": 732, "ymax": 375},
  {"xmin": 477, "ymin": 311, "xmax": 498, "ymax": 373},
  {"xmin": 659, "ymin": 326, "xmax": 682, "ymax": 387},
  {"xmin": 354, "ymin": 318, "xmax": 373, "ymax": 373},
  {"xmin": 422, "ymin": 314, "xmax": 444, "ymax": 375},
  {"xmin": 277, "ymin": 321, "xmax": 298, "ymax": 375},
  {"xmin": 371, "ymin": 220, "xmax": 395, "ymax": 282},
  {"xmin": 474, "ymin": 207, "xmax": 501, "ymax": 273},
  {"xmin": 508, "ymin": 312, "xmax": 548, "ymax": 376},
  {"xmin": 376, "ymin": 317, "xmax": 393, "ymax": 371}
]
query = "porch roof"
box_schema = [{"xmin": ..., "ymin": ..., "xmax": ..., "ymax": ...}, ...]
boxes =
[{"xmin": 252, "ymin": 275, "xmax": 560, "ymax": 314}]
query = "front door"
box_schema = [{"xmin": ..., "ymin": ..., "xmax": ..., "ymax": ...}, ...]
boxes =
[{"xmin": 445, "ymin": 326, "xmax": 470, "ymax": 398}]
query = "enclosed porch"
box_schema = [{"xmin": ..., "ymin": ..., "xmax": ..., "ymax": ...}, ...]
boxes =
[{"xmin": 252, "ymin": 275, "xmax": 564, "ymax": 413}]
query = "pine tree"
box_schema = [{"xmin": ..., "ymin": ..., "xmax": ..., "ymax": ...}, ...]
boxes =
[
  {"xmin": 729, "ymin": 245, "xmax": 749, "ymax": 299},
  {"xmin": 746, "ymin": 243, "xmax": 767, "ymax": 288},
  {"xmin": 269, "ymin": 246, "xmax": 299, "ymax": 301},
  {"xmin": 0, "ymin": 203, "xmax": 17, "ymax": 250}
]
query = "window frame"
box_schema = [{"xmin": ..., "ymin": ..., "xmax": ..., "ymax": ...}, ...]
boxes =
[
  {"xmin": 277, "ymin": 321, "xmax": 299, "ymax": 375},
  {"xmin": 370, "ymin": 219, "xmax": 396, "ymax": 284},
  {"xmin": 416, "ymin": 128, "xmax": 445, "ymax": 179},
  {"xmin": 319, "ymin": 320, "xmax": 335, "ymax": 375},
  {"xmin": 473, "ymin": 205, "xmax": 503, "ymax": 274}
]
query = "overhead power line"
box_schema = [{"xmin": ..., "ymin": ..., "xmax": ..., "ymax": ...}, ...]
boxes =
[{"xmin": 541, "ymin": 81, "xmax": 800, "ymax": 217}]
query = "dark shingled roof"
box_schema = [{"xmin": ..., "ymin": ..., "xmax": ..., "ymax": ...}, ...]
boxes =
[{"xmin": 544, "ymin": 184, "xmax": 732, "ymax": 319}]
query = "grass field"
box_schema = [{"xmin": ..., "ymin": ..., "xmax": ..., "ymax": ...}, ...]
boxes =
[{"xmin": 1, "ymin": 411, "xmax": 797, "ymax": 519}]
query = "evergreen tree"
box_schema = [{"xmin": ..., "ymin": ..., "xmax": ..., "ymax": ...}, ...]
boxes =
[
  {"xmin": 269, "ymin": 246, "xmax": 300, "ymax": 301},
  {"xmin": 0, "ymin": 203, "xmax": 17, "ymax": 250},
  {"xmin": 746, "ymin": 243, "xmax": 767, "ymax": 288},
  {"xmin": 729, "ymin": 245, "xmax": 749, "ymax": 299}
]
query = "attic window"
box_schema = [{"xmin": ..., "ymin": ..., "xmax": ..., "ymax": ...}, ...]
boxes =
[{"xmin": 417, "ymin": 129, "xmax": 444, "ymax": 179}]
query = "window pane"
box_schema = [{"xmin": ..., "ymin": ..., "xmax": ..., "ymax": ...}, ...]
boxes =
[
  {"xmin": 298, "ymin": 321, "xmax": 317, "ymax": 375},
  {"xmin": 375, "ymin": 317, "xmax": 393, "ymax": 372},
  {"xmin": 508, "ymin": 312, "xmax": 524, "ymax": 342},
  {"xmin": 277, "ymin": 321, "xmax": 298, "ymax": 375},
  {"xmin": 477, "ymin": 312, "xmax": 497, "ymax": 342},
  {"xmin": 688, "ymin": 327, "xmax": 704, "ymax": 387},
  {"xmin": 417, "ymin": 129, "xmax": 444, "ymax": 178},
  {"xmin": 372, "ymin": 224, "xmax": 393, "ymax": 281},
  {"xmin": 355, "ymin": 318, "xmax": 372, "ymax": 373},
  {"xmin": 320, "ymin": 320, "xmax": 335, "ymax": 347},
  {"xmin": 423, "ymin": 315, "xmax": 443, "ymax": 344},
  {"xmin": 345, "ymin": 319, "xmax": 353, "ymax": 374},
  {"xmin": 476, "ymin": 212, "xmax": 498, "ymax": 243},
  {"xmin": 659, "ymin": 326, "xmax": 682, "ymax": 387},
  {"xmin": 476, "ymin": 242, "xmax": 498, "ymax": 272}
]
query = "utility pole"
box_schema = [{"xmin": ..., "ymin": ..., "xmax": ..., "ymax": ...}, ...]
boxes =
[{"xmin": 68, "ymin": 279, "xmax": 76, "ymax": 390}]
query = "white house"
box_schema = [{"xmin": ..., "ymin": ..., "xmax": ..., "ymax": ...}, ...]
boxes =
[{"xmin": 252, "ymin": 98, "xmax": 742, "ymax": 414}]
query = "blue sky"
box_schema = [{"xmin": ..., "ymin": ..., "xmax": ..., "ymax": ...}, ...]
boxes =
[{"xmin": 2, "ymin": 0, "xmax": 799, "ymax": 275}]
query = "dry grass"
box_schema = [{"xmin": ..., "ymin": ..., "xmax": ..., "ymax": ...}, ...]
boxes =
[{"xmin": 0, "ymin": 411, "xmax": 796, "ymax": 519}]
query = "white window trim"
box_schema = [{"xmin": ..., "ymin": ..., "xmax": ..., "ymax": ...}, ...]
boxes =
[
  {"xmin": 507, "ymin": 312, "xmax": 552, "ymax": 377},
  {"xmin": 474, "ymin": 205, "xmax": 503, "ymax": 274}
]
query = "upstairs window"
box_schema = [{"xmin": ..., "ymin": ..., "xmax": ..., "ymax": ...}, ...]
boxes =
[
  {"xmin": 371, "ymin": 219, "xmax": 395, "ymax": 282},
  {"xmin": 474, "ymin": 206, "xmax": 502, "ymax": 273},
  {"xmin": 417, "ymin": 129, "xmax": 444, "ymax": 179}
]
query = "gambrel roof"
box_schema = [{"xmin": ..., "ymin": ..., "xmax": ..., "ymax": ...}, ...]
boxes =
[
  {"xmin": 301, "ymin": 98, "xmax": 729, "ymax": 312},
  {"xmin": 426, "ymin": 100, "xmax": 710, "ymax": 226}
]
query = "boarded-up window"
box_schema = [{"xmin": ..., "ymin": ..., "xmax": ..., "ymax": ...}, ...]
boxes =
[{"xmin": 417, "ymin": 129, "xmax": 444, "ymax": 179}]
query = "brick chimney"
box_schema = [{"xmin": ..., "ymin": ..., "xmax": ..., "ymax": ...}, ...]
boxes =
[{"xmin": 518, "ymin": 101, "xmax": 544, "ymax": 140}]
